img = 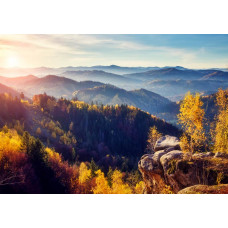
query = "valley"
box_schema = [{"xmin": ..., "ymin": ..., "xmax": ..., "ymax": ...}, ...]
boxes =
[{"xmin": 0, "ymin": 64, "xmax": 228, "ymax": 194}]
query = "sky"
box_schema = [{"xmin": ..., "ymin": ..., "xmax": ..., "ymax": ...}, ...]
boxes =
[{"xmin": 0, "ymin": 34, "xmax": 228, "ymax": 69}]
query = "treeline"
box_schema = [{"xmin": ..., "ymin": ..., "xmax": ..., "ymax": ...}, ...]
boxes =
[
  {"xmin": 31, "ymin": 93, "xmax": 180, "ymax": 171},
  {"xmin": 0, "ymin": 93, "xmax": 26, "ymax": 126}
]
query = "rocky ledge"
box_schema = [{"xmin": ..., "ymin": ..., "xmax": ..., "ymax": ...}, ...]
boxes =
[{"xmin": 138, "ymin": 135, "xmax": 228, "ymax": 194}]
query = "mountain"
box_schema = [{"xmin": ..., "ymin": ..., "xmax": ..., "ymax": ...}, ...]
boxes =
[
  {"xmin": 74, "ymin": 84, "xmax": 178, "ymax": 122},
  {"xmin": 201, "ymin": 71, "xmax": 228, "ymax": 80},
  {"xmin": 77, "ymin": 65, "xmax": 159, "ymax": 74},
  {"xmin": 0, "ymin": 65, "xmax": 160, "ymax": 77},
  {"xmin": 144, "ymin": 79, "xmax": 228, "ymax": 101},
  {"xmin": 125, "ymin": 68, "xmax": 203, "ymax": 81},
  {"xmin": 125, "ymin": 68, "xmax": 228, "ymax": 82},
  {"xmin": 0, "ymin": 82, "xmax": 21, "ymax": 97},
  {"xmin": 61, "ymin": 70, "xmax": 142, "ymax": 89},
  {"xmin": 0, "ymin": 75, "xmax": 104, "ymax": 98},
  {"xmin": 0, "ymin": 75, "xmax": 38, "ymax": 87}
]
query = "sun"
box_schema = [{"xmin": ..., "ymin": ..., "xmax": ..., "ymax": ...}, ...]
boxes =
[{"xmin": 7, "ymin": 56, "xmax": 19, "ymax": 68}]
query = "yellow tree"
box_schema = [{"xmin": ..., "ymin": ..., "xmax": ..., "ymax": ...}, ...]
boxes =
[
  {"xmin": 178, "ymin": 92, "xmax": 206, "ymax": 154},
  {"xmin": 93, "ymin": 170, "xmax": 111, "ymax": 194},
  {"xmin": 213, "ymin": 89, "xmax": 228, "ymax": 153},
  {"xmin": 111, "ymin": 170, "xmax": 132, "ymax": 194},
  {"xmin": 134, "ymin": 181, "xmax": 145, "ymax": 194},
  {"xmin": 79, "ymin": 162, "xmax": 91, "ymax": 184},
  {"xmin": 146, "ymin": 126, "xmax": 162, "ymax": 153}
]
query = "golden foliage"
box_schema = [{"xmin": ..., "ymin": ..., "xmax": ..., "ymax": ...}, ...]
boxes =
[
  {"xmin": 213, "ymin": 89, "xmax": 228, "ymax": 153},
  {"xmin": 0, "ymin": 129, "xmax": 22, "ymax": 158},
  {"xmin": 134, "ymin": 181, "xmax": 145, "ymax": 194},
  {"xmin": 178, "ymin": 92, "xmax": 206, "ymax": 153},
  {"xmin": 46, "ymin": 148, "xmax": 62, "ymax": 163},
  {"xmin": 180, "ymin": 133, "xmax": 191, "ymax": 153},
  {"xmin": 71, "ymin": 100, "xmax": 86, "ymax": 109},
  {"xmin": 93, "ymin": 169, "xmax": 111, "ymax": 194},
  {"xmin": 161, "ymin": 185, "xmax": 174, "ymax": 194},
  {"xmin": 79, "ymin": 162, "xmax": 92, "ymax": 184},
  {"xmin": 146, "ymin": 126, "xmax": 162, "ymax": 153},
  {"xmin": 111, "ymin": 170, "xmax": 132, "ymax": 194}
]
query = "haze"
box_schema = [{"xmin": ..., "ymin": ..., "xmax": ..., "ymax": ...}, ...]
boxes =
[{"xmin": 1, "ymin": 34, "xmax": 228, "ymax": 69}]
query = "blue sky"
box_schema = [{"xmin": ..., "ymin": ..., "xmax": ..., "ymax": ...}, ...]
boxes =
[{"xmin": 0, "ymin": 34, "xmax": 228, "ymax": 68}]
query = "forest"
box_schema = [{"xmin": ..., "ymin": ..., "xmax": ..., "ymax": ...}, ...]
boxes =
[{"xmin": 0, "ymin": 88, "xmax": 227, "ymax": 193}]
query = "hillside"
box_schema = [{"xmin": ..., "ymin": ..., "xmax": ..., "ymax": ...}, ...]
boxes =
[
  {"xmin": 202, "ymin": 71, "xmax": 228, "ymax": 80},
  {"xmin": 61, "ymin": 70, "xmax": 142, "ymax": 89},
  {"xmin": 0, "ymin": 82, "xmax": 21, "ymax": 97},
  {"xmin": 0, "ymin": 75, "xmax": 104, "ymax": 98},
  {"xmin": 144, "ymin": 79, "xmax": 228, "ymax": 101},
  {"xmin": 0, "ymin": 93, "xmax": 180, "ymax": 172},
  {"xmin": 125, "ymin": 68, "xmax": 203, "ymax": 81},
  {"xmin": 0, "ymin": 75, "xmax": 38, "ymax": 87},
  {"xmin": 0, "ymin": 65, "xmax": 158, "ymax": 77},
  {"xmin": 73, "ymin": 85, "xmax": 178, "ymax": 122},
  {"xmin": 126, "ymin": 68, "xmax": 228, "ymax": 82}
]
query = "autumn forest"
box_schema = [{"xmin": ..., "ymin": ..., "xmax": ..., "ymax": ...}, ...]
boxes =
[{"xmin": 0, "ymin": 86, "xmax": 228, "ymax": 193}]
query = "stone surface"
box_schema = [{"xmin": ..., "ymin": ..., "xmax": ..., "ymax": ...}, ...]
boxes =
[
  {"xmin": 154, "ymin": 135, "xmax": 181, "ymax": 152},
  {"xmin": 178, "ymin": 184, "xmax": 228, "ymax": 194},
  {"xmin": 138, "ymin": 135, "xmax": 228, "ymax": 194},
  {"xmin": 214, "ymin": 152, "xmax": 228, "ymax": 159},
  {"xmin": 160, "ymin": 150, "xmax": 183, "ymax": 171}
]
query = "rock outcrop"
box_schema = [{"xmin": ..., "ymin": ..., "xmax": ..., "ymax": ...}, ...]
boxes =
[
  {"xmin": 178, "ymin": 184, "xmax": 228, "ymax": 194},
  {"xmin": 138, "ymin": 135, "xmax": 228, "ymax": 194},
  {"xmin": 154, "ymin": 135, "xmax": 181, "ymax": 152}
]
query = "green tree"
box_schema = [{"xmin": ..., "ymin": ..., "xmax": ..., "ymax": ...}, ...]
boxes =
[{"xmin": 89, "ymin": 158, "xmax": 99, "ymax": 177}]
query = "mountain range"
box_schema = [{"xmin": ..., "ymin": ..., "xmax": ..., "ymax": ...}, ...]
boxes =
[
  {"xmin": 0, "ymin": 75, "xmax": 103, "ymax": 98},
  {"xmin": 0, "ymin": 65, "xmax": 227, "ymax": 122}
]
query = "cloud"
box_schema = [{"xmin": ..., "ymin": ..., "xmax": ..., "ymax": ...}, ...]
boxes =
[{"xmin": 0, "ymin": 34, "xmax": 226, "ymax": 68}]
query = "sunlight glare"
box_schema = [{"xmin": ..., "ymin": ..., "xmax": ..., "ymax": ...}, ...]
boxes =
[{"xmin": 7, "ymin": 56, "xmax": 19, "ymax": 68}]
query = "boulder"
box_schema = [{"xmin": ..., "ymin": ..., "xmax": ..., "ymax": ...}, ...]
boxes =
[
  {"xmin": 138, "ymin": 135, "xmax": 228, "ymax": 193},
  {"xmin": 214, "ymin": 152, "xmax": 228, "ymax": 159},
  {"xmin": 192, "ymin": 152, "xmax": 214, "ymax": 159},
  {"xmin": 160, "ymin": 150, "xmax": 183, "ymax": 171},
  {"xmin": 178, "ymin": 184, "xmax": 228, "ymax": 194},
  {"xmin": 139, "ymin": 150, "xmax": 167, "ymax": 173},
  {"xmin": 155, "ymin": 135, "xmax": 181, "ymax": 152}
]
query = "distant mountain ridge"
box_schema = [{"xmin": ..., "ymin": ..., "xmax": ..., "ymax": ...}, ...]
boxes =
[
  {"xmin": 61, "ymin": 70, "xmax": 142, "ymax": 90},
  {"xmin": 0, "ymin": 82, "xmax": 21, "ymax": 97},
  {"xmin": 1, "ymin": 65, "xmax": 226, "ymax": 77},
  {"xmin": 0, "ymin": 66, "xmax": 228, "ymax": 102},
  {"xmin": 0, "ymin": 75, "xmax": 104, "ymax": 98},
  {"xmin": 74, "ymin": 84, "xmax": 178, "ymax": 122}
]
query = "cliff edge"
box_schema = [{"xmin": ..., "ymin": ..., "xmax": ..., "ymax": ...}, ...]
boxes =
[{"xmin": 138, "ymin": 135, "xmax": 228, "ymax": 194}]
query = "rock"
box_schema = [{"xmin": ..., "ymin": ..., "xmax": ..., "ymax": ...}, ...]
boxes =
[
  {"xmin": 160, "ymin": 150, "xmax": 183, "ymax": 171},
  {"xmin": 214, "ymin": 152, "xmax": 228, "ymax": 159},
  {"xmin": 138, "ymin": 135, "xmax": 228, "ymax": 194},
  {"xmin": 193, "ymin": 152, "xmax": 214, "ymax": 159},
  {"xmin": 139, "ymin": 150, "xmax": 166, "ymax": 173},
  {"xmin": 178, "ymin": 184, "xmax": 228, "ymax": 194},
  {"xmin": 139, "ymin": 150, "xmax": 228, "ymax": 193},
  {"xmin": 155, "ymin": 135, "xmax": 181, "ymax": 152}
]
